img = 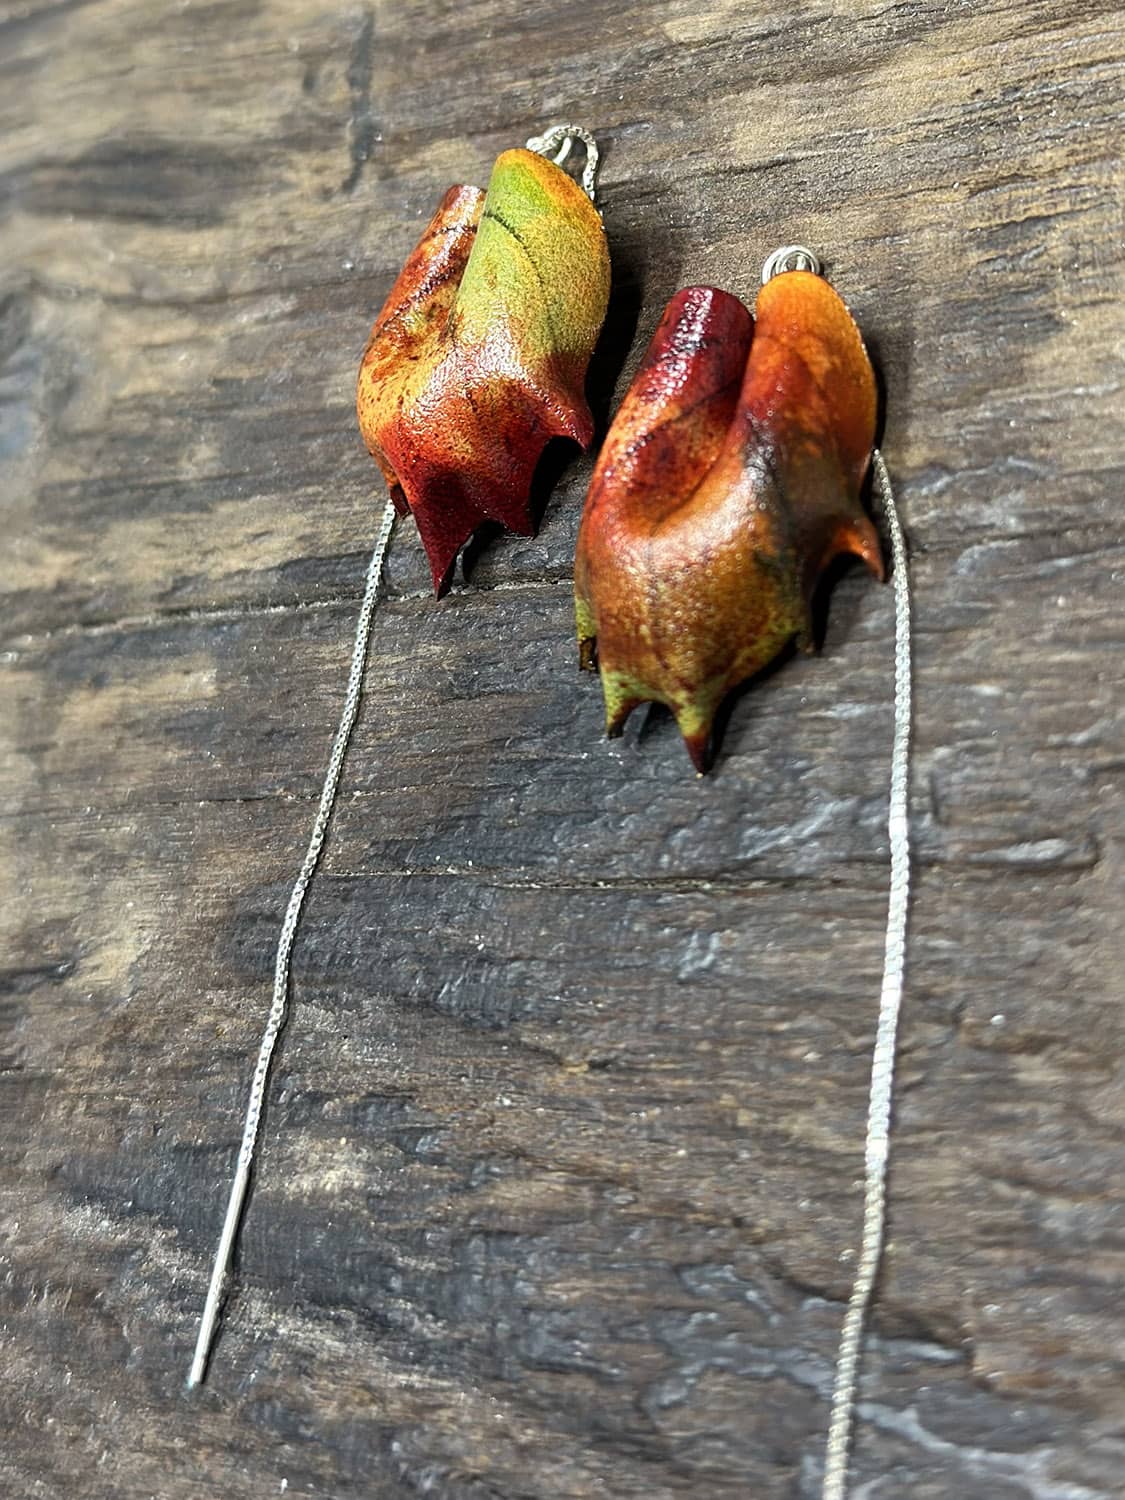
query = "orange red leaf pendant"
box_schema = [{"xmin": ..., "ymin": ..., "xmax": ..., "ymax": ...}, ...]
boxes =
[
  {"xmin": 357, "ymin": 148, "xmax": 611, "ymax": 594},
  {"xmin": 574, "ymin": 268, "xmax": 883, "ymax": 771}
]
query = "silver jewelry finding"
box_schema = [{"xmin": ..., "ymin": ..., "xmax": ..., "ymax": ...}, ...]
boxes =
[
  {"xmin": 761, "ymin": 243, "xmax": 822, "ymax": 282},
  {"xmin": 187, "ymin": 497, "xmax": 397, "ymax": 1389},
  {"xmin": 526, "ymin": 123, "xmax": 601, "ymax": 202},
  {"xmin": 821, "ymin": 449, "xmax": 913, "ymax": 1499}
]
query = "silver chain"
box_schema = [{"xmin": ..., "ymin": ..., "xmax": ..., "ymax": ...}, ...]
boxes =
[
  {"xmin": 821, "ymin": 449, "xmax": 913, "ymax": 1497},
  {"xmin": 525, "ymin": 123, "xmax": 601, "ymax": 201},
  {"xmin": 187, "ymin": 496, "xmax": 397, "ymax": 1389}
]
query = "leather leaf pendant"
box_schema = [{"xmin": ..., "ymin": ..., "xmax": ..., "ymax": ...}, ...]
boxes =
[
  {"xmin": 357, "ymin": 148, "xmax": 611, "ymax": 594},
  {"xmin": 574, "ymin": 271, "xmax": 883, "ymax": 771}
]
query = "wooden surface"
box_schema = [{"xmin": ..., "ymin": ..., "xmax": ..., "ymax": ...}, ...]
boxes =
[{"xmin": 2, "ymin": 2, "xmax": 1123, "ymax": 1496}]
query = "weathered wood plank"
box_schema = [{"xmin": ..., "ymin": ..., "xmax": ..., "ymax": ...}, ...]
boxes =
[
  {"xmin": 5, "ymin": 537, "xmax": 1118, "ymax": 872},
  {"xmin": 2, "ymin": 0, "xmax": 1123, "ymax": 1496},
  {"xmin": 2, "ymin": 790, "xmax": 1121, "ymax": 1497},
  {"xmin": 2, "ymin": 1, "xmax": 1120, "ymax": 633}
]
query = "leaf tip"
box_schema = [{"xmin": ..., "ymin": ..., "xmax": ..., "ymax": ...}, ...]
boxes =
[{"xmin": 682, "ymin": 730, "xmax": 712, "ymax": 775}]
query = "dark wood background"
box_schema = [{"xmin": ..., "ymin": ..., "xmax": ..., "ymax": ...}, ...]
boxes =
[{"xmin": 2, "ymin": 1, "xmax": 1122, "ymax": 1495}]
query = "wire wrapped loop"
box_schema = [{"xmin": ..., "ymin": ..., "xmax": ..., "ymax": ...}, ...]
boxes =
[
  {"xmin": 761, "ymin": 244, "xmax": 822, "ymax": 282},
  {"xmin": 526, "ymin": 123, "xmax": 601, "ymax": 201}
]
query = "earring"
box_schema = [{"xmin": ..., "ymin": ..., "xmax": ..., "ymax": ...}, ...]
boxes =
[
  {"xmin": 575, "ymin": 250, "xmax": 914, "ymax": 1500},
  {"xmin": 357, "ymin": 125, "xmax": 611, "ymax": 593},
  {"xmin": 575, "ymin": 246, "xmax": 881, "ymax": 772},
  {"xmin": 187, "ymin": 125, "xmax": 610, "ymax": 1389}
]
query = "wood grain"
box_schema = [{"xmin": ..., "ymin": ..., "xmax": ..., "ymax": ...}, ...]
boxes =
[{"xmin": 2, "ymin": 1, "xmax": 1123, "ymax": 1496}]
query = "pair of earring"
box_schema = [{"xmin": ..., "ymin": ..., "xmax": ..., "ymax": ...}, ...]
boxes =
[
  {"xmin": 190, "ymin": 124, "xmax": 913, "ymax": 1500},
  {"xmin": 357, "ymin": 125, "xmax": 884, "ymax": 775}
]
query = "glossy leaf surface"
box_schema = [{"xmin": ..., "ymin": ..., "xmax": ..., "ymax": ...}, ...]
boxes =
[
  {"xmin": 575, "ymin": 271, "xmax": 882, "ymax": 770},
  {"xmin": 357, "ymin": 149, "xmax": 610, "ymax": 593}
]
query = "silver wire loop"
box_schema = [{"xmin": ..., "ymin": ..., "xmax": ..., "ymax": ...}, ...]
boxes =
[
  {"xmin": 821, "ymin": 449, "xmax": 913, "ymax": 1499},
  {"xmin": 525, "ymin": 123, "xmax": 600, "ymax": 201},
  {"xmin": 761, "ymin": 244, "xmax": 822, "ymax": 282},
  {"xmin": 187, "ymin": 496, "xmax": 398, "ymax": 1389}
]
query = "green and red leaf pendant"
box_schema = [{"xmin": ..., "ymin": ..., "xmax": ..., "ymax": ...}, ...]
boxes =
[
  {"xmin": 575, "ymin": 270, "xmax": 883, "ymax": 771},
  {"xmin": 357, "ymin": 148, "xmax": 611, "ymax": 594}
]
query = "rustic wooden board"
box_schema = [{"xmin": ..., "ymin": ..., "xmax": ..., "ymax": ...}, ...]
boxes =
[{"xmin": 2, "ymin": 1, "xmax": 1123, "ymax": 1496}]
